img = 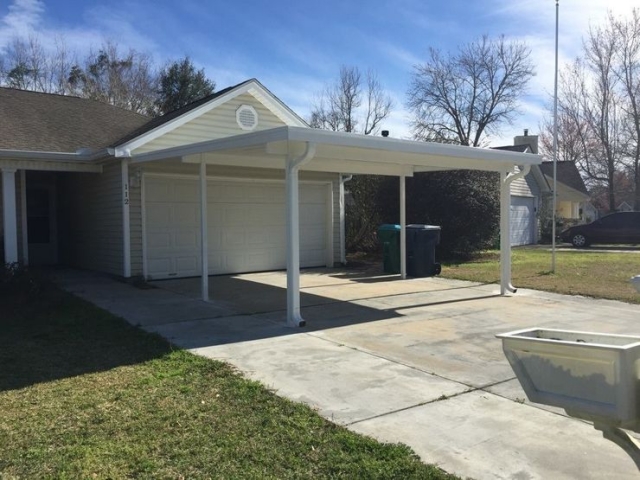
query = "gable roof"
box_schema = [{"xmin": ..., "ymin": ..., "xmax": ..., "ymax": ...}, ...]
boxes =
[
  {"xmin": 539, "ymin": 161, "xmax": 588, "ymax": 195},
  {"xmin": 112, "ymin": 78, "xmax": 308, "ymax": 154},
  {"xmin": 0, "ymin": 87, "xmax": 148, "ymax": 153}
]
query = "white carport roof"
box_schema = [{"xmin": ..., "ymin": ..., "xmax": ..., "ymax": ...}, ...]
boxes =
[
  {"xmin": 123, "ymin": 125, "xmax": 542, "ymax": 328},
  {"xmin": 128, "ymin": 126, "xmax": 541, "ymax": 176}
]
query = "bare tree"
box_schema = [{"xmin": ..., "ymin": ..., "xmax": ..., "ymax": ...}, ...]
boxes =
[
  {"xmin": 309, "ymin": 66, "xmax": 393, "ymax": 251},
  {"xmin": 0, "ymin": 36, "xmax": 75, "ymax": 94},
  {"xmin": 310, "ymin": 65, "xmax": 392, "ymax": 135},
  {"xmin": 613, "ymin": 9, "xmax": 640, "ymax": 210},
  {"xmin": 407, "ymin": 35, "xmax": 535, "ymax": 146},
  {"xmin": 69, "ymin": 42, "xmax": 157, "ymax": 114}
]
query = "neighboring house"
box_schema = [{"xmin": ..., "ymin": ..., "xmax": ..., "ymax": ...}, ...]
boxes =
[
  {"xmin": 1, "ymin": 79, "xmax": 540, "ymax": 325},
  {"xmin": 494, "ymin": 131, "xmax": 590, "ymax": 246}
]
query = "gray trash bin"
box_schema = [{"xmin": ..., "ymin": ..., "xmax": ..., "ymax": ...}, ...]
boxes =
[{"xmin": 406, "ymin": 224, "xmax": 441, "ymax": 277}]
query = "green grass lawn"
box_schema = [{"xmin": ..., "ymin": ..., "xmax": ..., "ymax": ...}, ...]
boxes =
[
  {"xmin": 442, "ymin": 248, "xmax": 640, "ymax": 304},
  {"xmin": 0, "ymin": 282, "xmax": 457, "ymax": 479}
]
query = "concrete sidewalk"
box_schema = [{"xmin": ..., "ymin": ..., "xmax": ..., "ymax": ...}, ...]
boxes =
[{"xmin": 58, "ymin": 268, "xmax": 640, "ymax": 479}]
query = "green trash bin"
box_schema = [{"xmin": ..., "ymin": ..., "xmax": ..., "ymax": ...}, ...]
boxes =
[{"xmin": 377, "ymin": 224, "xmax": 401, "ymax": 274}]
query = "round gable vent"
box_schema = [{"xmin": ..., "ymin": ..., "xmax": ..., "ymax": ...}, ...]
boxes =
[{"xmin": 236, "ymin": 104, "xmax": 258, "ymax": 131}]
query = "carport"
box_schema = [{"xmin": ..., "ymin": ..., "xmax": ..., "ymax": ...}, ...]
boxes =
[{"xmin": 126, "ymin": 126, "xmax": 541, "ymax": 327}]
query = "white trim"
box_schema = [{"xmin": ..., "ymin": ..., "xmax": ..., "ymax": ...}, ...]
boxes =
[
  {"xmin": 0, "ymin": 158, "xmax": 102, "ymax": 173},
  {"xmin": 141, "ymin": 173, "xmax": 148, "ymax": 279},
  {"xmin": 122, "ymin": 160, "xmax": 131, "ymax": 278},
  {"xmin": 2, "ymin": 168, "xmax": 18, "ymax": 263},
  {"xmin": 143, "ymin": 171, "xmax": 329, "ymax": 186},
  {"xmin": 131, "ymin": 126, "xmax": 542, "ymax": 172},
  {"xmin": 199, "ymin": 160, "xmax": 209, "ymax": 302},
  {"xmin": 325, "ymin": 182, "xmax": 334, "ymax": 268},
  {"xmin": 20, "ymin": 170, "xmax": 28, "ymax": 265},
  {"xmin": 116, "ymin": 80, "xmax": 307, "ymax": 155}
]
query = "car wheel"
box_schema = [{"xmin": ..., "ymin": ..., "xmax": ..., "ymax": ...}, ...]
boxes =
[{"xmin": 571, "ymin": 233, "xmax": 588, "ymax": 248}]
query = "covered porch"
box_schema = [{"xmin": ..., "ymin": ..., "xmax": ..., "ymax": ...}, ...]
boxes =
[{"xmin": 125, "ymin": 126, "xmax": 542, "ymax": 327}]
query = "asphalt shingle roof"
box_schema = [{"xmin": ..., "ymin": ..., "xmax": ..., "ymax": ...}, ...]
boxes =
[
  {"xmin": 0, "ymin": 88, "xmax": 149, "ymax": 153},
  {"xmin": 539, "ymin": 160, "xmax": 589, "ymax": 195},
  {"xmin": 492, "ymin": 144, "xmax": 531, "ymax": 153}
]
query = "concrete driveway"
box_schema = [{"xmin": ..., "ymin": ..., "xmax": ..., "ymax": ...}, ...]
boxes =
[{"xmin": 59, "ymin": 266, "xmax": 640, "ymax": 479}]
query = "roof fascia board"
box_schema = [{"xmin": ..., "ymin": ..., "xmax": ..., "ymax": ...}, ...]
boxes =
[
  {"xmin": 0, "ymin": 148, "xmax": 110, "ymax": 162},
  {"xmin": 285, "ymin": 127, "xmax": 543, "ymax": 166},
  {"xmin": 0, "ymin": 158, "xmax": 102, "ymax": 173},
  {"xmin": 129, "ymin": 125, "xmax": 542, "ymax": 170},
  {"xmin": 246, "ymin": 83, "xmax": 308, "ymax": 127}
]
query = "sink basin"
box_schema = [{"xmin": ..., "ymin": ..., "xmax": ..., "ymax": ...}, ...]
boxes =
[{"xmin": 497, "ymin": 328, "xmax": 640, "ymax": 427}]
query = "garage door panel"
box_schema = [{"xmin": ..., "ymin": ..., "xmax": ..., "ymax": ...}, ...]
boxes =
[
  {"xmin": 173, "ymin": 204, "xmax": 199, "ymax": 226},
  {"xmin": 145, "ymin": 176, "xmax": 328, "ymax": 279},
  {"xmin": 146, "ymin": 179, "xmax": 171, "ymax": 202},
  {"xmin": 510, "ymin": 196, "xmax": 535, "ymax": 246},
  {"xmin": 175, "ymin": 230, "xmax": 198, "ymax": 249},
  {"xmin": 174, "ymin": 182, "xmax": 200, "ymax": 202}
]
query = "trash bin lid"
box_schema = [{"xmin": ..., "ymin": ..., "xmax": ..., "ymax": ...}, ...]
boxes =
[
  {"xmin": 407, "ymin": 224, "xmax": 441, "ymax": 230},
  {"xmin": 378, "ymin": 224, "xmax": 401, "ymax": 231}
]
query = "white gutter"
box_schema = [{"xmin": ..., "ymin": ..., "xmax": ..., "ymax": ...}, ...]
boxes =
[{"xmin": 500, "ymin": 165, "xmax": 531, "ymax": 294}]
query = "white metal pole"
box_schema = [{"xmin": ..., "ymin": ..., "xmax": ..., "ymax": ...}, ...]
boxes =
[
  {"xmin": 200, "ymin": 160, "xmax": 209, "ymax": 301},
  {"xmin": 400, "ymin": 175, "xmax": 407, "ymax": 279},
  {"xmin": 552, "ymin": 0, "xmax": 559, "ymax": 273},
  {"xmin": 121, "ymin": 160, "xmax": 131, "ymax": 278},
  {"xmin": 500, "ymin": 172, "xmax": 511, "ymax": 295},
  {"xmin": 285, "ymin": 143, "xmax": 316, "ymax": 328},
  {"xmin": 2, "ymin": 168, "xmax": 18, "ymax": 264}
]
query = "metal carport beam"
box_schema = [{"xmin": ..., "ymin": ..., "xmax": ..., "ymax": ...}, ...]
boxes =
[
  {"xmin": 500, "ymin": 165, "xmax": 531, "ymax": 294},
  {"xmin": 286, "ymin": 142, "xmax": 317, "ymax": 327}
]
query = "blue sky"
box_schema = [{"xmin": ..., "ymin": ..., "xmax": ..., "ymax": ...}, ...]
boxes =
[{"xmin": 0, "ymin": 0, "xmax": 636, "ymax": 147}]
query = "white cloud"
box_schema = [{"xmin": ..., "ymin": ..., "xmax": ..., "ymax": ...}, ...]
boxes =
[{"xmin": 0, "ymin": 0, "xmax": 45, "ymax": 49}]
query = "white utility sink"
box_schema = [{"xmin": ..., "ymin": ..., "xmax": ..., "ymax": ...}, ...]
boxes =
[{"xmin": 497, "ymin": 328, "xmax": 640, "ymax": 427}]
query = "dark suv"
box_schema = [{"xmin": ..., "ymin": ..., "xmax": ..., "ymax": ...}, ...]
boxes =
[{"xmin": 560, "ymin": 212, "xmax": 640, "ymax": 247}]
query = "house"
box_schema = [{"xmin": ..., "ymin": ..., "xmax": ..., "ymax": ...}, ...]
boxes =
[
  {"xmin": 494, "ymin": 131, "xmax": 590, "ymax": 245},
  {"xmin": 1, "ymin": 79, "xmax": 540, "ymax": 326},
  {"xmin": 618, "ymin": 201, "xmax": 634, "ymax": 212}
]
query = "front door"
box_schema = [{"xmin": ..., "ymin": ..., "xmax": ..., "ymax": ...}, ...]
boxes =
[{"xmin": 27, "ymin": 180, "xmax": 57, "ymax": 265}]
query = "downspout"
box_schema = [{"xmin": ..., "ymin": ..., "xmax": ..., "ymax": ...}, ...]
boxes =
[
  {"xmin": 286, "ymin": 142, "xmax": 317, "ymax": 327},
  {"xmin": 500, "ymin": 165, "xmax": 531, "ymax": 294},
  {"xmin": 339, "ymin": 174, "xmax": 353, "ymax": 265}
]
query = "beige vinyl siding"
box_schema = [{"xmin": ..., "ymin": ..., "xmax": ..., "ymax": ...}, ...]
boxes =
[
  {"xmin": 58, "ymin": 162, "xmax": 123, "ymax": 275},
  {"xmin": 129, "ymin": 163, "xmax": 341, "ymax": 276},
  {"xmin": 510, "ymin": 167, "xmax": 540, "ymax": 198},
  {"xmin": 134, "ymin": 93, "xmax": 288, "ymax": 154}
]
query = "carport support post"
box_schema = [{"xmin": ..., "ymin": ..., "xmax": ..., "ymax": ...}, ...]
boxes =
[
  {"xmin": 285, "ymin": 143, "xmax": 316, "ymax": 327},
  {"xmin": 2, "ymin": 168, "xmax": 18, "ymax": 264},
  {"xmin": 400, "ymin": 175, "xmax": 407, "ymax": 279},
  {"xmin": 500, "ymin": 166, "xmax": 531, "ymax": 295},
  {"xmin": 199, "ymin": 160, "xmax": 209, "ymax": 302}
]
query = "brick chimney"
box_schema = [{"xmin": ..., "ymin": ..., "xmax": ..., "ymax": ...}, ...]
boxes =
[{"xmin": 513, "ymin": 129, "xmax": 538, "ymax": 154}]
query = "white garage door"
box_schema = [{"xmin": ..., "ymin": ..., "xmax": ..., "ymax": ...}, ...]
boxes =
[
  {"xmin": 145, "ymin": 176, "xmax": 329, "ymax": 279},
  {"xmin": 510, "ymin": 196, "xmax": 535, "ymax": 246}
]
